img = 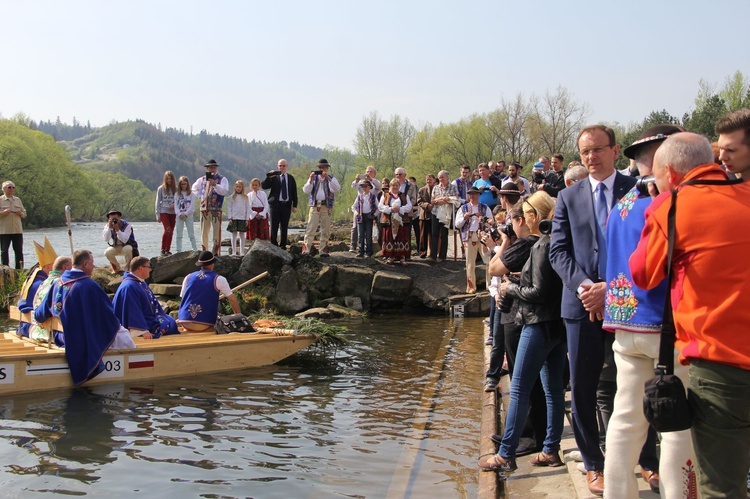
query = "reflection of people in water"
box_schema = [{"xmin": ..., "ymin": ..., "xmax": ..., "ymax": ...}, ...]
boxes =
[{"xmin": 54, "ymin": 388, "xmax": 117, "ymax": 467}]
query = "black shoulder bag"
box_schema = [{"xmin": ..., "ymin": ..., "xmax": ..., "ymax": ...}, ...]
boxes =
[
  {"xmin": 215, "ymin": 313, "xmax": 255, "ymax": 334},
  {"xmin": 643, "ymin": 177, "xmax": 743, "ymax": 432}
]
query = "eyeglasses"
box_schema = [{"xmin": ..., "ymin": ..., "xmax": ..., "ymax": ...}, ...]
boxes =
[
  {"xmin": 4, "ymin": 186, "xmax": 15, "ymax": 189},
  {"xmin": 579, "ymin": 145, "xmax": 613, "ymax": 157},
  {"xmin": 524, "ymin": 200, "xmax": 540, "ymax": 217}
]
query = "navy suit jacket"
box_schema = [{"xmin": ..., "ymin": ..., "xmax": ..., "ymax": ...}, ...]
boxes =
[
  {"xmin": 549, "ymin": 172, "xmax": 637, "ymax": 320},
  {"xmin": 261, "ymin": 173, "xmax": 298, "ymax": 208}
]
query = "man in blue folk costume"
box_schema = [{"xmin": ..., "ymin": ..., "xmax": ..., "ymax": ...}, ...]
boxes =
[
  {"xmin": 34, "ymin": 249, "xmax": 135, "ymax": 385},
  {"xmin": 16, "ymin": 236, "xmax": 57, "ymax": 338},
  {"xmin": 113, "ymin": 256, "xmax": 178, "ymax": 339},
  {"xmin": 178, "ymin": 251, "xmax": 241, "ymax": 331}
]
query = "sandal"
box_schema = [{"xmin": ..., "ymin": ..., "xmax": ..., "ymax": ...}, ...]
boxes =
[{"xmin": 478, "ymin": 454, "xmax": 517, "ymax": 473}]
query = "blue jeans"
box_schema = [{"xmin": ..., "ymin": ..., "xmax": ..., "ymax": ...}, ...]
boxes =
[
  {"xmin": 499, "ymin": 322, "xmax": 567, "ymax": 458},
  {"xmin": 357, "ymin": 217, "xmax": 374, "ymax": 256},
  {"xmin": 175, "ymin": 215, "xmax": 197, "ymax": 251},
  {"xmin": 485, "ymin": 303, "xmax": 506, "ymax": 381}
]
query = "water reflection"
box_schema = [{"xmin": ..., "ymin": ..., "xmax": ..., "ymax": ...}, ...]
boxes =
[{"xmin": 0, "ymin": 315, "xmax": 484, "ymax": 497}]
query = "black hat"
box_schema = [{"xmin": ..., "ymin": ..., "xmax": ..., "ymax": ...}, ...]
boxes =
[
  {"xmin": 205, "ymin": 159, "xmax": 220, "ymax": 168},
  {"xmin": 510, "ymin": 161, "xmax": 522, "ymax": 168},
  {"xmin": 468, "ymin": 187, "xmax": 481, "ymax": 195},
  {"xmin": 317, "ymin": 159, "xmax": 331, "ymax": 168},
  {"xmin": 497, "ymin": 182, "xmax": 521, "ymax": 197},
  {"xmin": 623, "ymin": 124, "xmax": 685, "ymax": 159},
  {"xmin": 196, "ymin": 251, "xmax": 216, "ymax": 266},
  {"xmin": 359, "ymin": 180, "xmax": 373, "ymax": 188},
  {"xmin": 106, "ymin": 209, "xmax": 122, "ymax": 218}
]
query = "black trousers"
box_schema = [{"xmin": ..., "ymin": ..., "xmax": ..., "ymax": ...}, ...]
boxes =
[
  {"xmin": 429, "ymin": 217, "xmax": 449, "ymax": 259},
  {"xmin": 270, "ymin": 201, "xmax": 293, "ymax": 248},
  {"xmin": 0, "ymin": 233, "xmax": 23, "ymax": 268}
]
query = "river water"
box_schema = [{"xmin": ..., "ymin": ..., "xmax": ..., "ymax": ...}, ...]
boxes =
[
  {"xmin": 21, "ymin": 221, "xmax": 280, "ymax": 268},
  {"xmin": 0, "ymin": 315, "xmax": 485, "ymax": 497}
]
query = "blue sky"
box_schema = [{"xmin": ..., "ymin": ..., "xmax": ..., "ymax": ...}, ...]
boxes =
[{"xmin": 1, "ymin": 0, "xmax": 748, "ymax": 150}]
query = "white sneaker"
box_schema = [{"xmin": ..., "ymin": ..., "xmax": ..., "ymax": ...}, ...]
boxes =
[
  {"xmin": 569, "ymin": 450, "xmax": 583, "ymax": 462},
  {"xmin": 576, "ymin": 462, "xmax": 586, "ymax": 474}
]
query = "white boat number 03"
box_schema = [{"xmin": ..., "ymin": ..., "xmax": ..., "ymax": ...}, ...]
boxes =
[{"xmin": 98, "ymin": 356, "xmax": 125, "ymax": 379}]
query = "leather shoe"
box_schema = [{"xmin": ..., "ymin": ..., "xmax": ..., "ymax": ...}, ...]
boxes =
[
  {"xmin": 587, "ymin": 470, "xmax": 604, "ymax": 496},
  {"xmin": 641, "ymin": 468, "xmax": 659, "ymax": 493},
  {"xmin": 530, "ymin": 451, "xmax": 564, "ymax": 467}
]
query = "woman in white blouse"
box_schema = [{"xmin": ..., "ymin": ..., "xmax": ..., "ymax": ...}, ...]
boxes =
[{"xmin": 247, "ymin": 177, "xmax": 270, "ymax": 243}]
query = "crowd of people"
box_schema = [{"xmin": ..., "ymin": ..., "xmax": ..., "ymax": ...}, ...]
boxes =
[
  {"xmin": 5, "ymin": 105, "xmax": 750, "ymax": 498},
  {"xmin": 477, "ymin": 108, "xmax": 750, "ymax": 499}
]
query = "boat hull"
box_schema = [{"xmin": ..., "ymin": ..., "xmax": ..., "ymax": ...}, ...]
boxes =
[{"xmin": 0, "ymin": 329, "xmax": 316, "ymax": 396}]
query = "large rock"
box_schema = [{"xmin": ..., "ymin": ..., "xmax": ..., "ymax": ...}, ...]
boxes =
[
  {"xmin": 370, "ymin": 270, "xmax": 412, "ymax": 302},
  {"xmin": 150, "ymin": 283, "xmax": 182, "ymax": 296},
  {"xmin": 448, "ymin": 292, "xmax": 491, "ymax": 317},
  {"xmin": 409, "ymin": 260, "xmax": 467, "ymax": 310},
  {"xmin": 273, "ymin": 267, "xmax": 309, "ymax": 314},
  {"xmin": 150, "ymin": 251, "xmax": 201, "ymax": 284},
  {"xmin": 334, "ymin": 266, "xmax": 375, "ymax": 310},
  {"xmin": 239, "ymin": 239, "xmax": 293, "ymax": 281},
  {"xmin": 92, "ymin": 268, "xmax": 123, "ymax": 294}
]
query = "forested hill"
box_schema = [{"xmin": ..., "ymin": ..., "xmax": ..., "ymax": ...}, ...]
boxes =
[{"xmin": 38, "ymin": 119, "xmax": 325, "ymax": 190}]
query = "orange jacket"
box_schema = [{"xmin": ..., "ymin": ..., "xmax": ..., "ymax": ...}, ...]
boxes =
[{"xmin": 630, "ymin": 163, "xmax": 750, "ymax": 370}]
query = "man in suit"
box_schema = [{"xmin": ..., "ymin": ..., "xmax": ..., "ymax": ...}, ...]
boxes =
[
  {"xmin": 262, "ymin": 158, "xmax": 298, "ymax": 249},
  {"xmin": 549, "ymin": 125, "xmax": 637, "ymax": 497}
]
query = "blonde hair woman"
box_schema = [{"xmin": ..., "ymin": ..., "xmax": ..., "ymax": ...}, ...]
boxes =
[
  {"xmin": 226, "ymin": 180, "xmax": 250, "ymax": 255},
  {"xmin": 480, "ymin": 191, "xmax": 567, "ymax": 473},
  {"xmin": 155, "ymin": 171, "xmax": 177, "ymax": 256}
]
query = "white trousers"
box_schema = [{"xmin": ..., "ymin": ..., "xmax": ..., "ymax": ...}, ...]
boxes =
[
  {"xmin": 303, "ymin": 206, "xmax": 332, "ymax": 253},
  {"xmin": 104, "ymin": 245, "xmax": 133, "ymax": 271},
  {"xmin": 603, "ymin": 330, "xmax": 698, "ymax": 499}
]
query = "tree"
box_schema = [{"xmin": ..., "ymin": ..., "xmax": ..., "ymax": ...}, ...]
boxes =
[
  {"xmin": 683, "ymin": 94, "xmax": 727, "ymax": 141},
  {"xmin": 354, "ymin": 111, "xmax": 386, "ymax": 164},
  {"xmin": 354, "ymin": 111, "xmax": 415, "ymax": 172},
  {"xmin": 531, "ymin": 86, "xmax": 590, "ymax": 155},
  {"xmin": 493, "ymin": 94, "xmax": 535, "ymax": 163},
  {"xmin": 719, "ymin": 70, "xmax": 749, "ymax": 111}
]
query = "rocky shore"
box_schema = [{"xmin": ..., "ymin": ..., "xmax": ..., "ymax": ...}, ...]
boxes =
[{"xmin": 87, "ymin": 239, "xmax": 493, "ymax": 318}]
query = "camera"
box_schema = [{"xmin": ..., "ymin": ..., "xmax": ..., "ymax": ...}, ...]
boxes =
[
  {"xmin": 533, "ymin": 171, "xmax": 546, "ymax": 184},
  {"xmin": 539, "ymin": 219, "xmax": 552, "ymax": 235},
  {"xmin": 635, "ymin": 175, "xmax": 658, "ymax": 197},
  {"xmin": 497, "ymin": 274, "xmax": 521, "ymax": 313},
  {"xmin": 311, "ymin": 170, "xmax": 323, "ymax": 175},
  {"xmin": 267, "ymin": 170, "xmax": 281, "ymax": 177},
  {"xmin": 498, "ymin": 221, "xmax": 516, "ymax": 239},
  {"xmin": 205, "ymin": 172, "xmax": 215, "ymax": 181}
]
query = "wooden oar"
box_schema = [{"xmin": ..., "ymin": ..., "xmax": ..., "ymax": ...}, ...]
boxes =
[
  {"xmin": 219, "ymin": 271, "xmax": 269, "ymax": 300},
  {"xmin": 64, "ymin": 205, "xmax": 74, "ymax": 254}
]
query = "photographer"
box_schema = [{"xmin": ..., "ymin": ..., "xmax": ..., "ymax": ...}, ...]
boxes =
[
  {"xmin": 102, "ymin": 209, "xmax": 139, "ymax": 274},
  {"xmin": 455, "ymin": 187, "xmax": 493, "ymax": 293},
  {"xmin": 301, "ymin": 159, "xmax": 340, "ymax": 257},
  {"xmin": 261, "ymin": 158, "xmax": 297, "ymax": 249},
  {"xmin": 191, "ymin": 159, "xmax": 229, "ymax": 255},
  {"xmin": 480, "ymin": 191, "xmax": 567, "ymax": 472},
  {"xmin": 484, "ymin": 204, "xmax": 547, "ymax": 456}
]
